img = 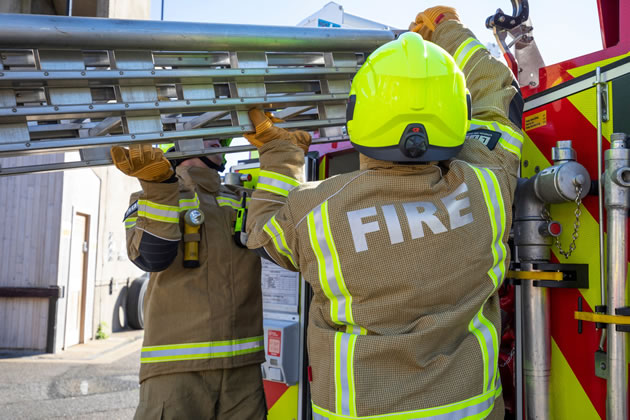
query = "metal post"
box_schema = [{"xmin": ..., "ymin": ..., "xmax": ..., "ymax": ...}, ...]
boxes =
[
  {"xmin": 514, "ymin": 141, "xmax": 591, "ymax": 420},
  {"xmin": 596, "ymin": 67, "xmax": 607, "ymax": 307},
  {"xmin": 515, "ymin": 283, "xmax": 524, "ymax": 420},
  {"xmin": 514, "ymin": 178, "xmax": 551, "ymax": 420},
  {"xmin": 604, "ymin": 134, "xmax": 630, "ymax": 420},
  {"xmin": 521, "ymin": 271, "xmax": 550, "ymax": 419}
]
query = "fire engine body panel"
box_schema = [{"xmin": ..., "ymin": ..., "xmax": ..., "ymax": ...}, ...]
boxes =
[{"xmin": 1, "ymin": 1, "xmax": 630, "ymax": 419}]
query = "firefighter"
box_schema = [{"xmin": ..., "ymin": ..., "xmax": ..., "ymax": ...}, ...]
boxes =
[
  {"xmin": 244, "ymin": 6, "xmax": 523, "ymax": 419},
  {"xmin": 111, "ymin": 139, "xmax": 266, "ymax": 419}
]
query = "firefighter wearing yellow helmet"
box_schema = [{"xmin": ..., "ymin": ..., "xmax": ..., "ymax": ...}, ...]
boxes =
[
  {"xmin": 244, "ymin": 5, "xmax": 523, "ymax": 419},
  {"xmin": 110, "ymin": 137, "xmax": 266, "ymax": 419}
]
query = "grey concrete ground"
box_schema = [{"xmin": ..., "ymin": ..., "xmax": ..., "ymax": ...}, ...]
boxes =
[{"xmin": 0, "ymin": 331, "xmax": 143, "ymax": 419}]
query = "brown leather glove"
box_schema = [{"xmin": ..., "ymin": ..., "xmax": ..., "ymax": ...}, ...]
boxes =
[
  {"xmin": 110, "ymin": 144, "xmax": 174, "ymax": 182},
  {"xmin": 409, "ymin": 6, "xmax": 460, "ymax": 42},
  {"xmin": 244, "ymin": 108, "xmax": 311, "ymax": 154}
]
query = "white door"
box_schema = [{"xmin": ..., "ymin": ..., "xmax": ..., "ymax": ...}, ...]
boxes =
[{"xmin": 64, "ymin": 213, "xmax": 89, "ymax": 348}]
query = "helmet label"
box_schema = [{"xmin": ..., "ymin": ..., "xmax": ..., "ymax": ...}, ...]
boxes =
[{"xmin": 466, "ymin": 129, "xmax": 501, "ymax": 150}]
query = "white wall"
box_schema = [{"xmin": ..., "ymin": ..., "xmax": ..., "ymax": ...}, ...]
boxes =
[
  {"xmin": 55, "ymin": 159, "xmax": 101, "ymax": 351},
  {"xmin": 91, "ymin": 166, "xmax": 145, "ymax": 336}
]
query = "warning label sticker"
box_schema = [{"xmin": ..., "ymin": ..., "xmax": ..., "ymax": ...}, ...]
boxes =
[
  {"xmin": 268, "ymin": 330, "xmax": 282, "ymax": 357},
  {"xmin": 525, "ymin": 110, "xmax": 547, "ymax": 131}
]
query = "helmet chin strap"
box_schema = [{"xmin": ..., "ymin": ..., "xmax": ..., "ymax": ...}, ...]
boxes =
[{"xmin": 200, "ymin": 156, "xmax": 225, "ymax": 172}]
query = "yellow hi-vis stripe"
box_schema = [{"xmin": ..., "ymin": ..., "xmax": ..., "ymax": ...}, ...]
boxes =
[
  {"xmin": 469, "ymin": 118, "xmax": 524, "ymax": 159},
  {"xmin": 217, "ymin": 195, "xmax": 251, "ymax": 210},
  {"xmin": 453, "ymin": 37, "xmax": 486, "ymax": 69},
  {"xmin": 257, "ymin": 170, "xmax": 300, "ymax": 197},
  {"xmin": 140, "ymin": 336, "xmax": 264, "ymax": 363},
  {"xmin": 312, "ymin": 382, "xmax": 502, "ymax": 419},
  {"xmin": 137, "ymin": 200, "xmax": 180, "ymax": 223},
  {"xmin": 333, "ymin": 332, "xmax": 358, "ymax": 417},
  {"xmin": 263, "ymin": 215, "xmax": 298, "ymax": 269},
  {"xmin": 124, "ymin": 217, "xmax": 137, "ymax": 229},
  {"xmin": 179, "ymin": 193, "xmax": 199, "ymax": 211},
  {"xmin": 468, "ymin": 164, "xmax": 507, "ymax": 393},
  {"xmin": 308, "ymin": 200, "xmax": 367, "ymax": 417}
]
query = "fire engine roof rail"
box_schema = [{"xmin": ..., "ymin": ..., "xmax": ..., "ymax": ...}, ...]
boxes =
[{"xmin": 0, "ymin": 13, "xmax": 395, "ymax": 176}]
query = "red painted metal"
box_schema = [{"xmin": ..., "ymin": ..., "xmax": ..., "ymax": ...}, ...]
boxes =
[
  {"xmin": 518, "ymin": 1, "xmax": 630, "ymax": 416},
  {"xmin": 263, "ymin": 380, "xmax": 290, "ymax": 408},
  {"xmin": 522, "ymin": 0, "xmax": 629, "ymax": 100}
]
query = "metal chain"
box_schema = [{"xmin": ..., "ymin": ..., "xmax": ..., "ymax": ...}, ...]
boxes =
[
  {"xmin": 541, "ymin": 183, "xmax": 583, "ymax": 258},
  {"xmin": 500, "ymin": 347, "xmax": 515, "ymax": 368}
]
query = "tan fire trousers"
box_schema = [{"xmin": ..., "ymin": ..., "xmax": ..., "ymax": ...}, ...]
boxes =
[{"xmin": 134, "ymin": 364, "xmax": 266, "ymax": 420}]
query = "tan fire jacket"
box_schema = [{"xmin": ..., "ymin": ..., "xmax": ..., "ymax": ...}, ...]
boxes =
[
  {"xmin": 125, "ymin": 165, "xmax": 264, "ymax": 383},
  {"xmin": 246, "ymin": 20, "xmax": 523, "ymax": 419}
]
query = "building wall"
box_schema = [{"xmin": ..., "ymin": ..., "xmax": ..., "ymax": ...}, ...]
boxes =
[
  {"xmin": 53, "ymin": 156, "xmax": 101, "ymax": 351},
  {"xmin": 91, "ymin": 166, "xmax": 144, "ymax": 337},
  {"xmin": 0, "ymin": 155, "xmax": 64, "ymax": 350},
  {"xmin": 0, "ymin": 0, "xmax": 151, "ymax": 350},
  {"xmin": 0, "ymin": 0, "xmax": 151, "ymax": 18},
  {"xmin": 0, "ymin": 0, "xmax": 62, "ymax": 14},
  {"xmin": 106, "ymin": 0, "xmax": 150, "ymax": 19}
]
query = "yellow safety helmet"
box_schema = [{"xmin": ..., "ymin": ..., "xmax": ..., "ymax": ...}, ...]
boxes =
[{"xmin": 346, "ymin": 32, "xmax": 470, "ymax": 162}]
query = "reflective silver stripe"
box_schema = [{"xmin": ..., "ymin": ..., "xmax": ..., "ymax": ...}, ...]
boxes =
[
  {"xmin": 137, "ymin": 201, "xmax": 180, "ymax": 223},
  {"xmin": 491, "ymin": 121, "xmax": 523, "ymax": 153},
  {"xmin": 179, "ymin": 193, "xmax": 200, "ymax": 211},
  {"xmin": 338, "ymin": 333, "xmax": 352, "ymax": 415},
  {"xmin": 453, "ymin": 37, "xmax": 486, "ymax": 69},
  {"xmin": 311, "ymin": 380, "xmax": 501, "ymax": 419},
  {"xmin": 468, "ymin": 165, "xmax": 506, "ymax": 392},
  {"xmin": 141, "ymin": 338, "xmax": 263, "ymax": 360},
  {"xmin": 470, "ymin": 307, "xmax": 495, "ymax": 394},
  {"xmin": 469, "ymin": 120, "xmax": 522, "ymax": 158},
  {"xmin": 311, "ymin": 204, "xmax": 349, "ymax": 324},
  {"xmin": 419, "ymin": 388, "xmax": 497, "ymax": 420},
  {"xmin": 310, "ymin": 202, "xmax": 359, "ymax": 416},
  {"xmin": 263, "ymin": 216, "xmax": 297, "ymax": 268},
  {"xmin": 469, "ymin": 122, "xmax": 490, "ymax": 131},
  {"xmin": 478, "ymin": 167, "xmax": 506, "ymax": 391},
  {"xmin": 216, "ymin": 195, "xmax": 250, "ymax": 209},
  {"xmin": 257, "ymin": 171, "xmax": 299, "ymax": 197},
  {"xmin": 479, "ymin": 167, "xmax": 507, "ymax": 284}
]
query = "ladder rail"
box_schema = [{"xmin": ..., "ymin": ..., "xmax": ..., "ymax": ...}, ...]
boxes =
[
  {"xmin": 0, "ymin": 15, "xmax": 394, "ymax": 175},
  {"xmin": 0, "ymin": 14, "xmax": 394, "ymax": 51}
]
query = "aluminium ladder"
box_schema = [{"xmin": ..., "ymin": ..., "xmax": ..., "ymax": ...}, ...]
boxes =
[{"xmin": 0, "ymin": 13, "xmax": 395, "ymax": 176}]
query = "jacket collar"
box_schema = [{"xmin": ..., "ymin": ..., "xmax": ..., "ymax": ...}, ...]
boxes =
[
  {"xmin": 176, "ymin": 165, "xmax": 221, "ymax": 193},
  {"xmin": 359, "ymin": 153, "xmax": 445, "ymax": 181}
]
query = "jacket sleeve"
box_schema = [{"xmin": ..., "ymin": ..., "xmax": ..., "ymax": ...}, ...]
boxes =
[
  {"xmin": 432, "ymin": 20, "xmax": 523, "ymax": 176},
  {"xmin": 245, "ymin": 139, "xmax": 305, "ymax": 272},
  {"xmin": 125, "ymin": 180, "xmax": 181, "ymax": 272}
]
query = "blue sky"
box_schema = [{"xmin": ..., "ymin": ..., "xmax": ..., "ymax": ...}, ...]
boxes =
[
  {"xmin": 149, "ymin": 0, "xmax": 604, "ymax": 64},
  {"xmin": 148, "ymin": 0, "xmax": 605, "ymax": 170}
]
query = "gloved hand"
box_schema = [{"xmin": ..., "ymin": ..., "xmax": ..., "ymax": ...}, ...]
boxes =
[
  {"xmin": 409, "ymin": 6, "xmax": 459, "ymax": 41},
  {"xmin": 244, "ymin": 109, "xmax": 311, "ymax": 154},
  {"xmin": 110, "ymin": 144, "xmax": 174, "ymax": 182}
]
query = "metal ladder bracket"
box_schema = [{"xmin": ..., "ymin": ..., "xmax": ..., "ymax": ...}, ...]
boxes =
[{"xmin": 507, "ymin": 262, "xmax": 589, "ymax": 288}]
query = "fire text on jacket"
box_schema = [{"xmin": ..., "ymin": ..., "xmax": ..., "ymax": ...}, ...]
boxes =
[{"xmin": 347, "ymin": 183, "xmax": 473, "ymax": 252}]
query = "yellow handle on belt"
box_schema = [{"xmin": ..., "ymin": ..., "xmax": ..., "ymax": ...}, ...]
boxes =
[{"xmin": 183, "ymin": 209, "xmax": 204, "ymax": 268}]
